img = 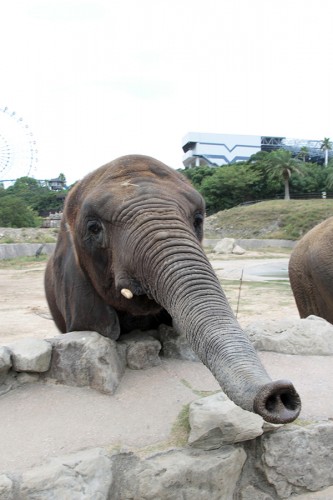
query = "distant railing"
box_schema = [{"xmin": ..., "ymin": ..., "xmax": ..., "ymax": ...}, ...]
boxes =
[{"xmin": 239, "ymin": 193, "xmax": 333, "ymax": 206}]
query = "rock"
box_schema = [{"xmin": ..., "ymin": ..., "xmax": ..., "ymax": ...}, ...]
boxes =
[
  {"xmin": 232, "ymin": 244, "xmax": 246, "ymax": 255},
  {"xmin": 0, "ymin": 346, "xmax": 11, "ymax": 383},
  {"xmin": 261, "ymin": 422, "xmax": 333, "ymax": 498},
  {"xmin": 46, "ymin": 331, "xmax": 126, "ymax": 394},
  {"xmin": 17, "ymin": 372, "xmax": 40, "ymax": 385},
  {"xmin": 214, "ymin": 238, "xmax": 236, "ymax": 254},
  {"xmin": 295, "ymin": 485, "xmax": 333, "ymax": 498},
  {"xmin": 158, "ymin": 324, "xmax": 199, "ymax": 361},
  {"xmin": 232, "ymin": 245, "xmax": 246, "ymax": 255},
  {"xmin": 19, "ymin": 447, "xmax": 113, "ymax": 499},
  {"xmin": 8, "ymin": 339, "xmax": 52, "ymax": 372},
  {"xmin": 115, "ymin": 447, "xmax": 247, "ymax": 500},
  {"xmin": 239, "ymin": 484, "xmax": 274, "ymax": 500},
  {"xmin": 245, "ymin": 315, "xmax": 333, "ymax": 355},
  {"xmin": 0, "ymin": 474, "xmax": 14, "ymax": 500},
  {"xmin": 188, "ymin": 392, "xmax": 263, "ymax": 449},
  {"xmin": 118, "ymin": 331, "xmax": 162, "ymax": 369}
]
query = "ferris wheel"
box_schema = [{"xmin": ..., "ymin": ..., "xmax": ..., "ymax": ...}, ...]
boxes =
[{"xmin": 0, "ymin": 106, "xmax": 38, "ymax": 181}]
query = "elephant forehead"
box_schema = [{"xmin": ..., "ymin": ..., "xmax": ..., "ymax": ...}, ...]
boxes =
[{"xmin": 84, "ymin": 175, "xmax": 202, "ymax": 210}]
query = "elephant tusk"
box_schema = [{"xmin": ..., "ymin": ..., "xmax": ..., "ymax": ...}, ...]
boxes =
[{"xmin": 121, "ymin": 288, "xmax": 133, "ymax": 299}]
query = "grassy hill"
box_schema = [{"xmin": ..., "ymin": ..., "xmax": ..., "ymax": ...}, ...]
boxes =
[{"xmin": 205, "ymin": 199, "xmax": 333, "ymax": 240}]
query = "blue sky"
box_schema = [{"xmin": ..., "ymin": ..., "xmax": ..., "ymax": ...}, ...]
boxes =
[{"xmin": 0, "ymin": 0, "xmax": 332, "ymax": 184}]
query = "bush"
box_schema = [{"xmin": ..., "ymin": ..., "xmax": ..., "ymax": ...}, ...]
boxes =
[{"xmin": 0, "ymin": 196, "xmax": 41, "ymax": 227}]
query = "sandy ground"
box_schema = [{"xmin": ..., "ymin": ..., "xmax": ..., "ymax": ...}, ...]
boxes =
[
  {"xmin": 0, "ymin": 254, "xmax": 332, "ymax": 475},
  {"xmin": 0, "ymin": 253, "xmax": 299, "ymax": 344}
]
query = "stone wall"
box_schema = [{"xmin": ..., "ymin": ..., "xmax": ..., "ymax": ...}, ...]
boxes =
[
  {"xmin": 1, "ymin": 418, "xmax": 332, "ymax": 499},
  {"xmin": 1, "ymin": 319, "xmax": 333, "ymax": 499},
  {"xmin": 0, "ymin": 243, "xmax": 56, "ymax": 260},
  {"xmin": 203, "ymin": 238, "xmax": 296, "ymax": 251}
]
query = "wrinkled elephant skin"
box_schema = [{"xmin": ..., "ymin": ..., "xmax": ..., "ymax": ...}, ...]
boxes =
[
  {"xmin": 45, "ymin": 155, "xmax": 301, "ymax": 423},
  {"xmin": 289, "ymin": 216, "xmax": 333, "ymax": 324}
]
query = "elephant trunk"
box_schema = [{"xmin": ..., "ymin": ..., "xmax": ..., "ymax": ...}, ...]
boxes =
[{"xmin": 136, "ymin": 229, "xmax": 301, "ymax": 424}]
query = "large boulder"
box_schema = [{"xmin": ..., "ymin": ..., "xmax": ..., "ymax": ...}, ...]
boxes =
[
  {"xmin": 188, "ymin": 392, "xmax": 264, "ymax": 449},
  {"xmin": 213, "ymin": 238, "xmax": 245, "ymax": 255},
  {"xmin": 0, "ymin": 347, "xmax": 11, "ymax": 383},
  {"xmin": 17, "ymin": 445, "xmax": 246, "ymax": 500},
  {"xmin": 158, "ymin": 324, "xmax": 199, "ymax": 361},
  {"xmin": 245, "ymin": 315, "xmax": 333, "ymax": 355},
  {"xmin": 0, "ymin": 474, "xmax": 13, "ymax": 500},
  {"xmin": 118, "ymin": 331, "xmax": 162, "ymax": 369},
  {"xmin": 8, "ymin": 339, "xmax": 52, "ymax": 372},
  {"xmin": 45, "ymin": 331, "xmax": 126, "ymax": 394},
  {"xmin": 260, "ymin": 422, "xmax": 333, "ymax": 498},
  {"xmin": 19, "ymin": 448, "xmax": 113, "ymax": 499},
  {"xmin": 114, "ymin": 447, "xmax": 247, "ymax": 500}
]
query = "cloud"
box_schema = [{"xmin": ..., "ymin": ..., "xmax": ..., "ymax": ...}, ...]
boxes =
[{"xmin": 0, "ymin": 0, "xmax": 332, "ymax": 184}]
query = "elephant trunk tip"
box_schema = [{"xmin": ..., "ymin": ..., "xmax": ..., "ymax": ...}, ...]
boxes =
[{"xmin": 253, "ymin": 379, "xmax": 301, "ymax": 424}]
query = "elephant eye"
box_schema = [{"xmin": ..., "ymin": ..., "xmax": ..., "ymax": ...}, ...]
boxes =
[
  {"xmin": 87, "ymin": 220, "xmax": 102, "ymax": 235},
  {"xmin": 193, "ymin": 212, "xmax": 204, "ymax": 238}
]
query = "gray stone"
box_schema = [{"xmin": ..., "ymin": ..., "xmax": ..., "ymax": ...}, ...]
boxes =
[
  {"xmin": 232, "ymin": 244, "xmax": 246, "ymax": 255},
  {"xmin": 239, "ymin": 484, "xmax": 274, "ymax": 500},
  {"xmin": 0, "ymin": 474, "xmax": 14, "ymax": 500},
  {"xmin": 20, "ymin": 447, "xmax": 113, "ymax": 499},
  {"xmin": 261, "ymin": 422, "xmax": 333, "ymax": 498},
  {"xmin": 245, "ymin": 315, "xmax": 333, "ymax": 355},
  {"xmin": 17, "ymin": 372, "xmax": 40, "ymax": 385},
  {"xmin": 119, "ymin": 331, "xmax": 162, "ymax": 369},
  {"xmin": 0, "ymin": 346, "xmax": 11, "ymax": 383},
  {"xmin": 295, "ymin": 485, "xmax": 333, "ymax": 498},
  {"xmin": 115, "ymin": 447, "xmax": 247, "ymax": 500},
  {"xmin": 46, "ymin": 331, "xmax": 126, "ymax": 394},
  {"xmin": 188, "ymin": 392, "xmax": 263, "ymax": 449},
  {"xmin": 214, "ymin": 238, "xmax": 235, "ymax": 254},
  {"xmin": 158, "ymin": 324, "xmax": 199, "ymax": 361},
  {"xmin": 8, "ymin": 339, "xmax": 52, "ymax": 372}
]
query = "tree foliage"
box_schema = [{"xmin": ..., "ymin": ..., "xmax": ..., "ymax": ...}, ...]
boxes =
[
  {"xmin": 180, "ymin": 149, "xmax": 331, "ymax": 214},
  {"xmin": 250, "ymin": 149, "xmax": 304, "ymax": 200},
  {"xmin": 0, "ymin": 175, "xmax": 68, "ymax": 227},
  {"xmin": 0, "ymin": 196, "xmax": 41, "ymax": 227}
]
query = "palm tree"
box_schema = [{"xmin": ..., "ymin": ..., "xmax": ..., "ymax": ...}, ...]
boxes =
[
  {"xmin": 320, "ymin": 137, "xmax": 332, "ymax": 167},
  {"xmin": 264, "ymin": 149, "xmax": 304, "ymax": 200},
  {"xmin": 298, "ymin": 146, "xmax": 309, "ymax": 162}
]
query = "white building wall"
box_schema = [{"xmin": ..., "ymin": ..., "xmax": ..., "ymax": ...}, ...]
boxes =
[{"xmin": 182, "ymin": 132, "xmax": 261, "ymax": 167}]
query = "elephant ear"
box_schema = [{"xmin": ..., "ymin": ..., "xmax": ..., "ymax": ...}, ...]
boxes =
[{"xmin": 56, "ymin": 245, "xmax": 121, "ymax": 340}]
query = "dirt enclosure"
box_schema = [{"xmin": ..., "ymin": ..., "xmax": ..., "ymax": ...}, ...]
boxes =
[
  {"xmin": 0, "ymin": 252, "xmax": 300, "ymax": 344},
  {"xmin": 1, "ymin": 251, "xmax": 333, "ymax": 479}
]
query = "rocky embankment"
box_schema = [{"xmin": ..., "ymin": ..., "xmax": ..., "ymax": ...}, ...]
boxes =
[{"xmin": 0, "ymin": 317, "xmax": 333, "ymax": 499}]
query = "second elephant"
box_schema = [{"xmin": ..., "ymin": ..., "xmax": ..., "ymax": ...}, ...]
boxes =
[{"xmin": 289, "ymin": 215, "xmax": 333, "ymax": 324}]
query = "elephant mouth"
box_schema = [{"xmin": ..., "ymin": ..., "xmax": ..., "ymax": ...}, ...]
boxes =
[
  {"xmin": 112, "ymin": 279, "xmax": 163, "ymax": 316},
  {"xmin": 120, "ymin": 293, "xmax": 163, "ymax": 316}
]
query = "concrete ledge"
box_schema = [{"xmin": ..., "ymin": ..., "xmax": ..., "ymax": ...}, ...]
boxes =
[
  {"xmin": 0, "ymin": 243, "xmax": 56, "ymax": 260},
  {"xmin": 203, "ymin": 238, "xmax": 296, "ymax": 250}
]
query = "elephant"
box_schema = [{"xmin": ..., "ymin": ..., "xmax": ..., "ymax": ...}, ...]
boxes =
[
  {"xmin": 289, "ymin": 215, "xmax": 333, "ymax": 323},
  {"xmin": 45, "ymin": 154, "xmax": 301, "ymax": 424}
]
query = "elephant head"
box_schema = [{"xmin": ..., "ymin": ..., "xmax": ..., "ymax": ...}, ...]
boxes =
[{"xmin": 45, "ymin": 155, "xmax": 301, "ymax": 423}]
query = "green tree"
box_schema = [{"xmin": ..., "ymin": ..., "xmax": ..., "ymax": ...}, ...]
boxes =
[
  {"xmin": 6, "ymin": 177, "xmax": 49, "ymax": 207},
  {"xmin": 0, "ymin": 196, "xmax": 40, "ymax": 227},
  {"xmin": 180, "ymin": 166, "xmax": 215, "ymax": 191},
  {"xmin": 298, "ymin": 146, "xmax": 309, "ymax": 162},
  {"xmin": 320, "ymin": 137, "xmax": 332, "ymax": 167},
  {"xmin": 200, "ymin": 163, "xmax": 261, "ymax": 214},
  {"xmin": 259, "ymin": 149, "xmax": 304, "ymax": 200},
  {"xmin": 289, "ymin": 162, "xmax": 326, "ymax": 194},
  {"xmin": 324, "ymin": 159, "xmax": 333, "ymax": 190}
]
